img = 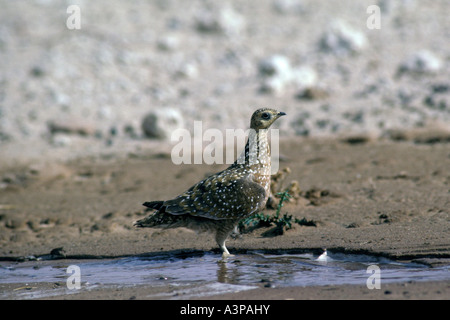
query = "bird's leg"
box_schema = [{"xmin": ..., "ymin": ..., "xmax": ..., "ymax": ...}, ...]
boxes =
[
  {"xmin": 216, "ymin": 230, "xmax": 234, "ymax": 258},
  {"xmin": 221, "ymin": 244, "xmax": 232, "ymax": 259}
]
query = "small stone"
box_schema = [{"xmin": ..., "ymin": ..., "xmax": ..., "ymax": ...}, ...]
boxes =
[
  {"xmin": 141, "ymin": 108, "xmax": 184, "ymax": 140},
  {"xmin": 50, "ymin": 134, "xmax": 72, "ymax": 147},
  {"xmin": 272, "ymin": 0, "xmax": 305, "ymax": 14},
  {"xmin": 5, "ymin": 218, "xmax": 25, "ymax": 229},
  {"xmin": 346, "ymin": 222, "xmax": 360, "ymax": 228},
  {"xmin": 398, "ymin": 50, "xmax": 442, "ymax": 75},
  {"xmin": 291, "ymin": 66, "xmax": 318, "ymax": 90},
  {"xmin": 30, "ymin": 66, "xmax": 45, "ymax": 77},
  {"xmin": 47, "ymin": 119, "xmax": 96, "ymax": 136},
  {"xmin": 50, "ymin": 247, "xmax": 66, "ymax": 257},
  {"xmin": 258, "ymin": 56, "xmax": 318, "ymax": 96},
  {"xmin": 296, "ymin": 87, "xmax": 329, "ymax": 100},
  {"xmin": 157, "ymin": 35, "xmax": 179, "ymax": 51},
  {"xmin": 431, "ymin": 84, "xmax": 449, "ymax": 93},
  {"xmin": 195, "ymin": 6, "xmax": 245, "ymax": 36},
  {"xmin": 97, "ymin": 106, "xmax": 113, "ymax": 120},
  {"xmin": 260, "ymin": 76, "xmax": 286, "ymax": 94},
  {"xmin": 258, "ymin": 55, "xmax": 293, "ymax": 94},
  {"xmin": 319, "ymin": 20, "xmax": 368, "ymax": 55},
  {"xmin": 175, "ymin": 62, "xmax": 198, "ymax": 79},
  {"xmin": 258, "ymin": 55, "xmax": 291, "ymax": 78},
  {"xmin": 124, "ymin": 124, "xmax": 139, "ymax": 139}
]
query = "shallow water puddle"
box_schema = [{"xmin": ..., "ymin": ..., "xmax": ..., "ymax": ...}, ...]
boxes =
[{"xmin": 0, "ymin": 250, "xmax": 449, "ymax": 299}]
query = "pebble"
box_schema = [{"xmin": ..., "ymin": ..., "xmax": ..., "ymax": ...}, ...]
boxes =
[
  {"xmin": 291, "ymin": 66, "xmax": 318, "ymax": 90},
  {"xmin": 195, "ymin": 6, "xmax": 245, "ymax": 36},
  {"xmin": 47, "ymin": 119, "xmax": 96, "ymax": 137},
  {"xmin": 157, "ymin": 35, "xmax": 179, "ymax": 51},
  {"xmin": 258, "ymin": 55, "xmax": 292, "ymax": 94},
  {"xmin": 175, "ymin": 62, "xmax": 198, "ymax": 79},
  {"xmin": 141, "ymin": 108, "xmax": 184, "ymax": 140},
  {"xmin": 258, "ymin": 55, "xmax": 318, "ymax": 95},
  {"xmin": 272, "ymin": 0, "xmax": 305, "ymax": 14},
  {"xmin": 319, "ymin": 20, "xmax": 368, "ymax": 55},
  {"xmin": 258, "ymin": 55, "xmax": 291, "ymax": 78},
  {"xmin": 296, "ymin": 87, "xmax": 329, "ymax": 100},
  {"xmin": 50, "ymin": 134, "xmax": 72, "ymax": 147},
  {"xmin": 260, "ymin": 76, "xmax": 286, "ymax": 94},
  {"xmin": 398, "ymin": 50, "xmax": 443, "ymax": 75}
]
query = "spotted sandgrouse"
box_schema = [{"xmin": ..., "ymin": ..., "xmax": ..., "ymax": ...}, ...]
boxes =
[{"xmin": 135, "ymin": 108, "xmax": 286, "ymax": 256}]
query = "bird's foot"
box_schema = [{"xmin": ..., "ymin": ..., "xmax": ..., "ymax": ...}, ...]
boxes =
[
  {"xmin": 221, "ymin": 251, "xmax": 234, "ymax": 259},
  {"xmin": 220, "ymin": 245, "xmax": 234, "ymax": 259}
]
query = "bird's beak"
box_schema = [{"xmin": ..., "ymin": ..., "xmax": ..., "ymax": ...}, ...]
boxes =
[{"xmin": 277, "ymin": 111, "xmax": 286, "ymax": 117}]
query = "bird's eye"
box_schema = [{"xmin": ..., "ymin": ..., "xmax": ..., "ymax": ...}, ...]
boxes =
[{"xmin": 261, "ymin": 112, "xmax": 271, "ymax": 120}]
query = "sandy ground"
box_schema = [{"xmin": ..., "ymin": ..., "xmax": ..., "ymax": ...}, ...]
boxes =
[{"xmin": 1, "ymin": 138, "xmax": 449, "ymax": 299}]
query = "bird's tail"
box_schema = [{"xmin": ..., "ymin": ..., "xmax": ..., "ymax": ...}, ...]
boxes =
[
  {"xmin": 135, "ymin": 200, "xmax": 180, "ymax": 228},
  {"xmin": 143, "ymin": 201, "xmax": 164, "ymax": 210},
  {"xmin": 134, "ymin": 213, "xmax": 160, "ymax": 228}
]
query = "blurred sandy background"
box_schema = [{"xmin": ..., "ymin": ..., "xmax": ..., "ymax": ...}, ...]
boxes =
[
  {"xmin": 0, "ymin": 0, "xmax": 449, "ymax": 300},
  {"xmin": 1, "ymin": 0, "xmax": 449, "ymax": 163}
]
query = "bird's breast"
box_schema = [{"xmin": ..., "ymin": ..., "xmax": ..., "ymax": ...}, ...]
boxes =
[{"xmin": 252, "ymin": 163, "xmax": 271, "ymax": 202}]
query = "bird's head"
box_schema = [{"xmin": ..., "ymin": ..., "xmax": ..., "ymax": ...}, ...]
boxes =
[{"xmin": 250, "ymin": 108, "xmax": 286, "ymax": 130}]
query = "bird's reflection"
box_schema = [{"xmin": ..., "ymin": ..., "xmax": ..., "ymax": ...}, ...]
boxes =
[{"xmin": 216, "ymin": 256, "xmax": 241, "ymax": 284}]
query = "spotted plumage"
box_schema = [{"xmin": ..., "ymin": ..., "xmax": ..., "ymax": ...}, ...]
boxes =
[{"xmin": 134, "ymin": 108, "xmax": 286, "ymax": 256}]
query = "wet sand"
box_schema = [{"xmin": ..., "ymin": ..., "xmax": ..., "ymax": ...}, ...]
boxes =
[{"xmin": 1, "ymin": 138, "xmax": 449, "ymax": 299}]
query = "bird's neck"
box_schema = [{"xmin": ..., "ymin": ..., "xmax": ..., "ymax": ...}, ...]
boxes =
[{"xmin": 234, "ymin": 128, "xmax": 271, "ymax": 169}]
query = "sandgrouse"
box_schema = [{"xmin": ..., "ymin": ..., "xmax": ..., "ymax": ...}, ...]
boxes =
[{"xmin": 135, "ymin": 108, "xmax": 286, "ymax": 257}]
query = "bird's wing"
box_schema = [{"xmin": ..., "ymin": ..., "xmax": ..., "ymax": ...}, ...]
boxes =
[{"xmin": 163, "ymin": 171, "xmax": 266, "ymax": 220}]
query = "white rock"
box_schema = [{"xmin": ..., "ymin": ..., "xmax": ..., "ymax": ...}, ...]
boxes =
[
  {"xmin": 319, "ymin": 20, "xmax": 368, "ymax": 55},
  {"xmin": 52, "ymin": 92, "xmax": 70, "ymax": 107},
  {"xmin": 258, "ymin": 55, "xmax": 291, "ymax": 78},
  {"xmin": 50, "ymin": 134, "xmax": 72, "ymax": 147},
  {"xmin": 258, "ymin": 55, "xmax": 292, "ymax": 94},
  {"xmin": 258, "ymin": 55, "xmax": 318, "ymax": 94},
  {"xmin": 157, "ymin": 35, "xmax": 179, "ymax": 51},
  {"xmin": 399, "ymin": 50, "xmax": 443, "ymax": 74},
  {"xmin": 141, "ymin": 108, "xmax": 184, "ymax": 140},
  {"xmin": 291, "ymin": 66, "xmax": 318, "ymax": 90},
  {"xmin": 195, "ymin": 6, "xmax": 245, "ymax": 36},
  {"xmin": 272, "ymin": 0, "xmax": 305, "ymax": 14},
  {"xmin": 97, "ymin": 106, "xmax": 113, "ymax": 120},
  {"xmin": 176, "ymin": 62, "xmax": 198, "ymax": 79},
  {"xmin": 260, "ymin": 76, "xmax": 287, "ymax": 94}
]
